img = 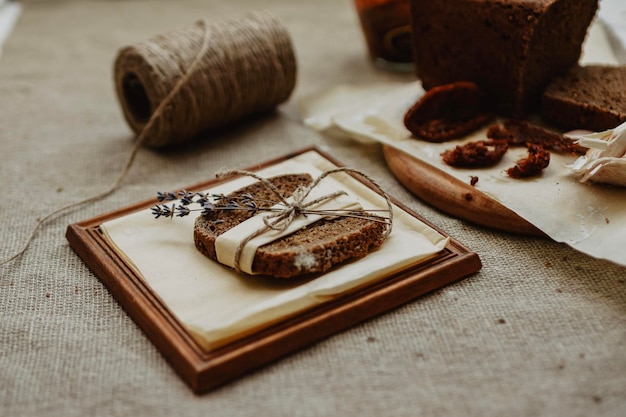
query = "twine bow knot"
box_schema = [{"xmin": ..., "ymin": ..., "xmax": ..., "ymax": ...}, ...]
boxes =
[{"xmin": 261, "ymin": 185, "xmax": 348, "ymax": 233}]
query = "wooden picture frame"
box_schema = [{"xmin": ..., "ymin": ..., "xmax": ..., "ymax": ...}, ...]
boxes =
[{"xmin": 66, "ymin": 146, "xmax": 481, "ymax": 393}]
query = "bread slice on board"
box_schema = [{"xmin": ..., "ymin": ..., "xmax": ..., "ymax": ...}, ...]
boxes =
[{"xmin": 193, "ymin": 174, "xmax": 387, "ymax": 278}]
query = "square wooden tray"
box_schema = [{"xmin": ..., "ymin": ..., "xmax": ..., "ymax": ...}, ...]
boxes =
[{"xmin": 66, "ymin": 146, "xmax": 481, "ymax": 394}]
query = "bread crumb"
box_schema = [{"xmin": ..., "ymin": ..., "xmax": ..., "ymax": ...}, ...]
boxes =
[
  {"xmin": 293, "ymin": 250, "xmax": 318, "ymax": 271},
  {"xmin": 497, "ymin": 318, "xmax": 506, "ymax": 324}
]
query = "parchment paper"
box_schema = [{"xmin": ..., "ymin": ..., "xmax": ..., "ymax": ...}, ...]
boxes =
[
  {"xmin": 299, "ymin": 21, "xmax": 626, "ymax": 268},
  {"xmin": 101, "ymin": 150, "xmax": 448, "ymax": 351}
]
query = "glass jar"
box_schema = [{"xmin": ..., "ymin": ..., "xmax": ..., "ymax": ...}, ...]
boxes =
[{"xmin": 353, "ymin": 0, "xmax": 414, "ymax": 72}]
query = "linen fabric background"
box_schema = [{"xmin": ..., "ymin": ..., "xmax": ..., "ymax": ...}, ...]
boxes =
[{"xmin": 1, "ymin": 1, "xmax": 625, "ymax": 416}]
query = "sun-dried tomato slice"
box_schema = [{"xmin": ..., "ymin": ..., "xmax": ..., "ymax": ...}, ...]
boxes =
[
  {"xmin": 404, "ymin": 81, "xmax": 493, "ymax": 142},
  {"xmin": 487, "ymin": 119, "xmax": 587, "ymax": 155},
  {"xmin": 506, "ymin": 143, "xmax": 551, "ymax": 178},
  {"xmin": 441, "ymin": 139, "xmax": 509, "ymax": 167}
]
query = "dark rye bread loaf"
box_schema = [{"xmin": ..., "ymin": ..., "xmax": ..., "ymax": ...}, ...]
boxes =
[
  {"xmin": 193, "ymin": 174, "xmax": 387, "ymax": 278},
  {"xmin": 541, "ymin": 65, "xmax": 626, "ymax": 131},
  {"xmin": 410, "ymin": 0, "xmax": 598, "ymax": 115}
]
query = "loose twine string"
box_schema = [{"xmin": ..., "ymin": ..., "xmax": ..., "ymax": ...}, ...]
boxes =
[
  {"xmin": 1, "ymin": 11, "xmax": 296, "ymax": 266},
  {"xmin": 215, "ymin": 168, "xmax": 394, "ymax": 273}
]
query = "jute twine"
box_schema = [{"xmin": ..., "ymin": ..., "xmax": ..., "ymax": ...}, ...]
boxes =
[
  {"xmin": 1, "ymin": 11, "xmax": 297, "ymax": 265},
  {"xmin": 114, "ymin": 11, "xmax": 297, "ymax": 148}
]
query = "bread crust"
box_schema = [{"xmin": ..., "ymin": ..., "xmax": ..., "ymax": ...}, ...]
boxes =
[{"xmin": 193, "ymin": 174, "xmax": 387, "ymax": 278}]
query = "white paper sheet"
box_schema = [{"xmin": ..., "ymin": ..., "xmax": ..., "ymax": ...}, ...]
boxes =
[
  {"xmin": 0, "ymin": 0, "xmax": 21, "ymax": 59},
  {"xmin": 101, "ymin": 151, "xmax": 449, "ymax": 350}
]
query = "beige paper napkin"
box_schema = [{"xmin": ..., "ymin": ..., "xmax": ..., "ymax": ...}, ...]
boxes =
[{"xmin": 101, "ymin": 150, "xmax": 448, "ymax": 350}]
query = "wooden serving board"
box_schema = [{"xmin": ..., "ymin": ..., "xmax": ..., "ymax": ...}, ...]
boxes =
[
  {"xmin": 66, "ymin": 146, "xmax": 482, "ymax": 394},
  {"xmin": 383, "ymin": 145, "xmax": 545, "ymax": 237}
]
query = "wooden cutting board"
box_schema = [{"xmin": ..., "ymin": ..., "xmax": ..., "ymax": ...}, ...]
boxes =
[{"xmin": 383, "ymin": 144, "xmax": 545, "ymax": 236}]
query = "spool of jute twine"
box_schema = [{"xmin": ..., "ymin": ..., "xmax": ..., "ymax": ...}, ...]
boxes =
[
  {"xmin": 1, "ymin": 11, "xmax": 297, "ymax": 265},
  {"xmin": 114, "ymin": 10, "xmax": 297, "ymax": 148}
]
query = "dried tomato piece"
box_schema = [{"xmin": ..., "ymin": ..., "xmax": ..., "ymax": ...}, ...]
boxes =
[
  {"xmin": 506, "ymin": 143, "xmax": 551, "ymax": 178},
  {"xmin": 441, "ymin": 139, "xmax": 509, "ymax": 167},
  {"xmin": 487, "ymin": 119, "xmax": 587, "ymax": 155},
  {"xmin": 404, "ymin": 81, "xmax": 493, "ymax": 142}
]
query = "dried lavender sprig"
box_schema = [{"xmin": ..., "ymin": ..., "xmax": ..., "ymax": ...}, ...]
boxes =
[
  {"xmin": 151, "ymin": 200, "xmax": 389, "ymax": 225},
  {"xmin": 151, "ymin": 191, "xmax": 391, "ymax": 223},
  {"xmin": 151, "ymin": 192, "xmax": 271, "ymax": 219},
  {"xmin": 151, "ymin": 201, "xmax": 271, "ymax": 219}
]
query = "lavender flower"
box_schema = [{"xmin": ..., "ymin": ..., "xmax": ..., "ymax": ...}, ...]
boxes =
[
  {"xmin": 151, "ymin": 192, "xmax": 268, "ymax": 220},
  {"xmin": 151, "ymin": 204, "xmax": 175, "ymax": 219}
]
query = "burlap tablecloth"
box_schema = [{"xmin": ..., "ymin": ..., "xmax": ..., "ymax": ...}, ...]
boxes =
[{"xmin": 1, "ymin": 1, "xmax": 624, "ymax": 416}]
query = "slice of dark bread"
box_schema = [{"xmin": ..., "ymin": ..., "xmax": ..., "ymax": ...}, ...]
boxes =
[
  {"xmin": 193, "ymin": 174, "xmax": 387, "ymax": 278},
  {"xmin": 541, "ymin": 65, "xmax": 626, "ymax": 131}
]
